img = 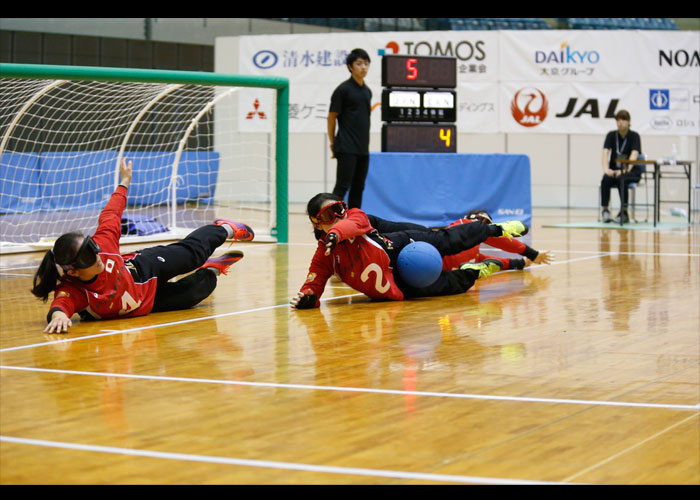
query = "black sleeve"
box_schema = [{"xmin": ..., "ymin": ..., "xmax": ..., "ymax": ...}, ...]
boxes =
[
  {"xmin": 629, "ymin": 131, "xmax": 642, "ymax": 154},
  {"xmin": 603, "ymin": 131, "xmax": 615, "ymax": 150},
  {"xmin": 329, "ymin": 83, "xmax": 345, "ymax": 114},
  {"xmin": 520, "ymin": 244, "xmax": 539, "ymax": 261}
]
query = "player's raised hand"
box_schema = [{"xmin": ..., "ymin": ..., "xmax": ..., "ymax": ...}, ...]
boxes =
[{"xmin": 119, "ymin": 157, "xmax": 133, "ymax": 188}]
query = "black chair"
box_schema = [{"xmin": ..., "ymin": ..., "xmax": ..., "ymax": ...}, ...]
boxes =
[{"xmin": 598, "ymin": 154, "xmax": 651, "ymax": 224}]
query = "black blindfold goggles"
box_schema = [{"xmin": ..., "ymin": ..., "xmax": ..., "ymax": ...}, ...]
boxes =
[{"xmin": 58, "ymin": 235, "xmax": 102, "ymax": 271}]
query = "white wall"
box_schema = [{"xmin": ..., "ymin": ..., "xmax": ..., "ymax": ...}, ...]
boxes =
[{"xmin": 288, "ymin": 130, "xmax": 699, "ymax": 209}]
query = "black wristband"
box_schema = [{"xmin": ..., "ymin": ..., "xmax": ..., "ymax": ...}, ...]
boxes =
[
  {"xmin": 47, "ymin": 307, "xmax": 65, "ymax": 324},
  {"xmin": 296, "ymin": 293, "xmax": 317, "ymax": 309},
  {"xmin": 521, "ymin": 245, "xmax": 539, "ymax": 261},
  {"xmin": 326, "ymin": 232, "xmax": 339, "ymax": 252},
  {"xmin": 509, "ymin": 258, "xmax": 526, "ymax": 270}
]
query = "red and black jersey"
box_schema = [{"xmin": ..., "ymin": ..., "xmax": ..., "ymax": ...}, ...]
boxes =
[
  {"xmin": 299, "ymin": 208, "xmax": 405, "ymax": 306},
  {"xmin": 49, "ymin": 186, "xmax": 158, "ymax": 320}
]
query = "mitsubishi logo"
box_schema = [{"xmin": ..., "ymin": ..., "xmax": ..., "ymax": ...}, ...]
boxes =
[{"xmin": 246, "ymin": 99, "xmax": 267, "ymax": 119}]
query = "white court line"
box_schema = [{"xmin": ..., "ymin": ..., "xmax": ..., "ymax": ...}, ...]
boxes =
[
  {"xmin": 3, "ymin": 251, "xmax": 697, "ymax": 412},
  {"xmin": 0, "ymin": 292, "xmax": 364, "ymax": 353},
  {"xmin": 2, "ymin": 365, "xmax": 697, "ymax": 411},
  {"xmin": 562, "ymin": 412, "xmax": 700, "ymax": 483},
  {"xmin": 1, "ymin": 253, "xmax": 604, "ymax": 354},
  {"xmin": 0, "ymin": 435, "xmax": 569, "ymax": 485}
]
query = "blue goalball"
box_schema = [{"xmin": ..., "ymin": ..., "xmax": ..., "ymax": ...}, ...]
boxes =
[{"xmin": 397, "ymin": 241, "xmax": 443, "ymax": 288}]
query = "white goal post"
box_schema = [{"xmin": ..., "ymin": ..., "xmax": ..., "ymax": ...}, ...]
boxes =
[{"xmin": 0, "ymin": 63, "xmax": 289, "ymax": 254}]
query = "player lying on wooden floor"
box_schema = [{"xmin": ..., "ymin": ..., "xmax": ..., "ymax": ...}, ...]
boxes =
[
  {"xmin": 31, "ymin": 157, "xmax": 254, "ymax": 333},
  {"xmin": 290, "ymin": 193, "xmax": 529, "ymax": 309}
]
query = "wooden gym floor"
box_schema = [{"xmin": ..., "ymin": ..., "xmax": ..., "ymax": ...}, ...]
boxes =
[{"xmin": 1, "ymin": 208, "xmax": 698, "ymax": 485}]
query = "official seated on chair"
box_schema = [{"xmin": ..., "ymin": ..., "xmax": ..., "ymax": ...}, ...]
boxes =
[{"xmin": 600, "ymin": 110, "xmax": 642, "ymax": 224}]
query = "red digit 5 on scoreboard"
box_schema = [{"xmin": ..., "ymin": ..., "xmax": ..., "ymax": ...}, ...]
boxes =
[{"xmin": 406, "ymin": 58, "xmax": 418, "ymax": 80}]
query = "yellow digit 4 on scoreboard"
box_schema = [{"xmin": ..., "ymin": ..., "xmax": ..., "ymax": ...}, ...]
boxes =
[{"xmin": 439, "ymin": 128, "xmax": 451, "ymax": 148}]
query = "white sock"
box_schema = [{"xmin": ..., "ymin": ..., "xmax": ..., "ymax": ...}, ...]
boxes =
[{"xmin": 220, "ymin": 223, "xmax": 234, "ymax": 238}]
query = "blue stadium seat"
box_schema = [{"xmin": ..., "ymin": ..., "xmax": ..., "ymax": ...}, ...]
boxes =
[
  {"xmin": 563, "ymin": 17, "xmax": 679, "ymax": 30},
  {"xmin": 278, "ymin": 17, "xmax": 677, "ymax": 32}
]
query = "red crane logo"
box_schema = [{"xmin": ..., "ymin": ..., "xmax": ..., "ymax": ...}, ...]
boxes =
[{"xmin": 511, "ymin": 88, "xmax": 548, "ymax": 127}]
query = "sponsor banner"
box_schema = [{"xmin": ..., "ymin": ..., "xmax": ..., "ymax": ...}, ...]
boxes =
[
  {"xmin": 500, "ymin": 30, "xmax": 616, "ymax": 83},
  {"xmin": 238, "ymin": 31, "xmax": 499, "ymax": 82},
  {"xmin": 225, "ymin": 30, "xmax": 699, "ymax": 135},
  {"xmin": 500, "ymin": 82, "xmax": 700, "ymax": 136},
  {"xmin": 635, "ymin": 30, "xmax": 700, "ymax": 84},
  {"xmin": 501, "ymin": 82, "xmax": 637, "ymax": 134},
  {"xmin": 457, "ymin": 82, "xmax": 500, "ymax": 133},
  {"xmin": 236, "ymin": 88, "xmax": 275, "ymax": 133},
  {"xmin": 499, "ymin": 30, "xmax": 699, "ymax": 84},
  {"xmin": 500, "ymin": 82, "xmax": 699, "ymax": 136},
  {"xmin": 233, "ymin": 31, "xmax": 499, "ymax": 133},
  {"xmin": 638, "ymin": 85, "xmax": 699, "ymax": 136}
]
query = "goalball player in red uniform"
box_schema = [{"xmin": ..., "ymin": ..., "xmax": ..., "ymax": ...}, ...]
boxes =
[
  {"xmin": 31, "ymin": 157, "xmax": 255, "ymax": 333},
  {"xmin": 290, "ymin": 193, "xmax": 529, "ymax": 309}
]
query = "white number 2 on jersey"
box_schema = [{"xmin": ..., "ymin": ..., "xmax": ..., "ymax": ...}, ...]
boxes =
[{"xmin": 360, "ymin": 263, "xmax": 390, "ymax": 294}]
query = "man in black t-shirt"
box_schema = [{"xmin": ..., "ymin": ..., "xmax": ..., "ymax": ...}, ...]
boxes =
[
  {"xmin": 327, "ymin": 48, "xmax": 372, "ymax": 209},
  {"xmin": 600, "ymin": 110, "xmax": 642, "ymax": 223}
]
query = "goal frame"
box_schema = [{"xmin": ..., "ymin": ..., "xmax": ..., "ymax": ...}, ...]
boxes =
[{"xmin": 0, "ymin": 62, "xmax": 289, "ymax": 250}]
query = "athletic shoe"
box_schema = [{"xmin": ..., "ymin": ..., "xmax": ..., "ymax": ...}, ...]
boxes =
[
  {"xmin": 601, "ymin": 209, "xmax": 612, "ymax": 223},
  {"xmin": 200, "ymin": 250, "xmax": 244, "ymax": 275},
  {"xmin": 494, "ymin": 220, "xmax": 528, "ymax": 238},
  {"xmin": 214, "ymin": 218, "xmax": 255, "ymax": 241},
  {"xmin": 613, "ymin": 212, "xmax": 629, "ymax": 224},
  {"xmin": 459, "ymin": 259, "xmax": 503, "ymax": 279}
]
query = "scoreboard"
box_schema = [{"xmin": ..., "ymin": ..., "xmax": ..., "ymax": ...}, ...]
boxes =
[
  {"xmin": 381, "ymin": 54, "xmax": 457, "ymax": 88},
  {"xmin": 381, "ymin": 89, "xmax": 456, "ymax": 123},
  {"xmin": 381, "ymin": 55, "xmax": 457, "ymax": 153},
  {"xmin": 381, "ymin": 123, "xmax": 456, "ymax": 154}
]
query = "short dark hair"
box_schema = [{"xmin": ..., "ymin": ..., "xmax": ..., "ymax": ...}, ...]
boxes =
[
  {"xmin": 346, "ymin": 48, "xmax": 370, "ymax": 68},
  {"xmin": 615, "ymin": 110, "xmax": 631, "ymax": 121}
]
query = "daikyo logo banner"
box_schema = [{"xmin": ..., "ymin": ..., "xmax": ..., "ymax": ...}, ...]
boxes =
[{"xmin": 535, "ymin": 42, "xmax": 600, "ymax": 65}]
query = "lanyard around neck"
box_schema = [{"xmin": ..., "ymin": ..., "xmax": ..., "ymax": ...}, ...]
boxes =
[{"xmin": 616, "ymin": 133, "xmax": 628, "ymax": 155}]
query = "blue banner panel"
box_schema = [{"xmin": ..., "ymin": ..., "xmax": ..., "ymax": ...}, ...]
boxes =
[
  {"xmin": 0, "ymin": 151, "xmax": 220, "ymax": 213},
  {"xmin": 362, "ymin": 153, "xmax": 532, "ymax": 227},
  {"xmin": 39, "ymin": 151, "xmax": 117, "ymax": 211},
  {"xmin": 123, "ymin": 151, "xmax": 174, "ymax": 206},
  {"xmin": 176, "ymin": 151, "xmax": 220, "ymax": 204},
  {"xmin": 0, "ymin": 153, "xmax": 42, "ymax": 213}
]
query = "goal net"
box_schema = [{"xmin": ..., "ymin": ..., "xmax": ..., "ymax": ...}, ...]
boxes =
[{"xmin": 0, "ymin": 63, "xmax": 289, "ymax": 254}]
